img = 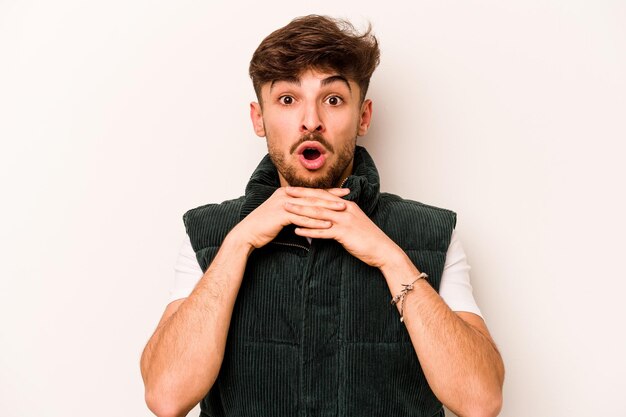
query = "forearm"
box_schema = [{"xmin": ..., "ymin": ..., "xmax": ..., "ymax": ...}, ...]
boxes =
[
  {"xmin": 381, "ymin": 249, "xmax": 504, "ymax": 417},
  {"xmin": 140, "ymin": 234, "xmax": 253, "ymax": 417}
]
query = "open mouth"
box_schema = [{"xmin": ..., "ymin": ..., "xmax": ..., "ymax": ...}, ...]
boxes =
[
  {"xmin": 296, "ymin": 141, "xmax": 327, "ymax": 170},
  {"xmin": 303, "ymin": 148, "xmax": 322, "ymax": 160}
]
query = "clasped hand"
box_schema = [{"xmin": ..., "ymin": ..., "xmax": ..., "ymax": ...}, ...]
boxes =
[{"xmin": 232, "ymin": 186, "xmax": 400, "ymax": 269}]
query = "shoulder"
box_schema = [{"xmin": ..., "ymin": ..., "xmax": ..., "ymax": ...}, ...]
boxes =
[
  {"xmin": 378, "ymin": 192, "xmax": 456, "ymax": 216},
  {"xmin": 182, "ymin": 196, "xmax": 245, "ymax": 252},
  {"xmin": 183, "ymin": 196, "xmax": 245, "ymax": 228},
  {"xmin": 377, "ymin": 192, "xmax": 457, "ymax": 237}
]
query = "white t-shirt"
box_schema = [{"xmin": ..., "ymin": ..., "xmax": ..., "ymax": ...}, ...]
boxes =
[{"xmin": 170, "ymin": 229, "xmax": 482, "ymax": 317}]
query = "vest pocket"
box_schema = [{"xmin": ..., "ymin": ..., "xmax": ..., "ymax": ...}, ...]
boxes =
[
  {"xmin": 216, "ymin": 342, "xmax": 299, "ymax": 416},
  {"xmin": 343, "ymin": 342, "xmax": 441, "ymax": 416}
]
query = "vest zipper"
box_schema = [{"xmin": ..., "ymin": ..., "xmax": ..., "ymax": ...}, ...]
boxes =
[
  {"xmin": 271, "ymin": 241, "xmax": 310, "ymax": 252},
  {"xmin": 299, "ymin": 239, "xmax": 316, "ymax": 417}
]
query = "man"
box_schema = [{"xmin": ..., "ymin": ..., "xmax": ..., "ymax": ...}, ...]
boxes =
[{"xmin": 140, "ymin": 15, "xmax": 504, "ymax": 417}]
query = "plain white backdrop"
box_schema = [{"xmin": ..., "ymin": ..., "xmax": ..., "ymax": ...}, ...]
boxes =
[{"xmin": 1, "ymin": 1, "xmax": 625, "ymax": 416}]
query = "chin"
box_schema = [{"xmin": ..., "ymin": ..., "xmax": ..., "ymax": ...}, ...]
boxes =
[{"xmin": 288, "ymin": 175, "xmax": 335, "ymax": 189}]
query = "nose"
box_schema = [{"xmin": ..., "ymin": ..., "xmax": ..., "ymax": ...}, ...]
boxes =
[{"xmin": 300, "ymin": 103, "xmax": 324, "ymax": 133}]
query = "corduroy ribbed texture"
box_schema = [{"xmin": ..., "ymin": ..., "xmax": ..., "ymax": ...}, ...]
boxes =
[{"xmin": 184, "ymin": 147, "xmax": 455, "ymax": 417}]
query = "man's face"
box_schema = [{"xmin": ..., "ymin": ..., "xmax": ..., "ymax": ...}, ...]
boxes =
[{"xmin": 250, "ymin": 69, "xmax": 373, "ymax": 188}]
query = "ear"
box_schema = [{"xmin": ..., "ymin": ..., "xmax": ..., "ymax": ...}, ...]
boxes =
[
  {"xmin": 250, "ymin": 102, "xmax": 265, "ymax": 137},
  {"xmin": 357, "ymin": 99, "xmax": 373, "ymax": 136}
]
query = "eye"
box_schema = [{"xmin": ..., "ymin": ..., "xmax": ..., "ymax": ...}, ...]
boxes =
[
  {"xmin": 278, "ymin": 95, "xmax": 295, "ymax": 105},
  {"xmin": 325, "ymin": 95, "xmax": 343, "ymax": 106}
]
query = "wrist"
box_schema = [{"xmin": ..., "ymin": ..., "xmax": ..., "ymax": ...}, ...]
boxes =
[
  {"xmin": 378, "ymin": 244, "xmax": 417, "ymax": 277},
  {"xmin": 379, "ymin": 246, "xmax": 430, "ymax": 298},
  {"xmin": 223, "ymin": 228, "xmax": 255, "ymax": 258}
]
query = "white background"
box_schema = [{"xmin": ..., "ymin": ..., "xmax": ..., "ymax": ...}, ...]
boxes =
[{"xmin": 1, "ymin": 1, "xmax": 625, "ymax": 416}]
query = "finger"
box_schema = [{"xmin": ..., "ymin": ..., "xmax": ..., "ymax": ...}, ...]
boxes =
[
  {"xmin": 294, "ymin": 226, "xmax": 335, "ymax": 239},
  {"xmin": 284, "ymin": 202, "xmax": 343, "ymax": 221},
  {"xmin": 288, "ymin": 214, "xmax": 333, "ymax": 229},
  {"xmin": 285, "ymin": 186, "xmax": 350, "ymax": 200},
  {"xmin": 284, "ymin": 197, "xmax": 346, "ymax": 211},
  {"xmin": 327, "ymin": 188, "xmax": 351, "ymax": 196}
]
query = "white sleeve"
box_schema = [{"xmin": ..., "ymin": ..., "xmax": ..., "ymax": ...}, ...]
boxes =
[
  {"xmin": 438, "ymin": 229, "xmax": 483, "ymax": 317},
  {"xmin": 169, "ymin": 235, "xmax": 203, "ymax": 303}
]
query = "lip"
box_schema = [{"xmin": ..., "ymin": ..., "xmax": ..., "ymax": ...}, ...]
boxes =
[{"xmin": 295, "ymin": 141, "xmax": 327, "ymax": 170}]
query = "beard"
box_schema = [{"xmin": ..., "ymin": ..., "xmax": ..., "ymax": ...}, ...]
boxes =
[{"xmin": 268, "ymin": 131, "xmax": 357, "ymax": 189}]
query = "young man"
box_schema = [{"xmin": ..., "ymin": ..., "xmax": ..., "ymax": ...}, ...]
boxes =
[{"xmin": 141, "ymin": 15, "xmax": 504, "ymax": 417}]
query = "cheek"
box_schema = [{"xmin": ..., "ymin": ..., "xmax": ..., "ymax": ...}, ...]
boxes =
[
  {"xmin": 336, "ymin": 112, "xmax": 361, "ymax": 135},
  {"xmin": 264, "ymin": 121, "xmax": 293, "ymax": 153},
  {"xmin": 264, "ymin": 112, "xmax": 297, "ymax": 137},
  {"xmin": 325, "ymin": 109, "xmax": 359, "ymax": 132}
]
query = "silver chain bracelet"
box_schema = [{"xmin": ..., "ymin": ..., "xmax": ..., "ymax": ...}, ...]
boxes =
[{"xmin": 390, "ymin": 272, "xmax": 428, "ymax": 322}]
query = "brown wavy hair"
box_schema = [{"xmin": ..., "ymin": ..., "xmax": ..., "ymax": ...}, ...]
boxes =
[{"xmin": 249, "ymin": 15, "xmax": 380, "ymax": 104}]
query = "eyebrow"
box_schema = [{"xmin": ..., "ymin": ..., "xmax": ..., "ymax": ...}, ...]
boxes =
[
  {"xmin": 321, "ymin": 75, "xmax": 352, "ymax": 94},
  {"xmin": 270, "ymin": 75, "xmax": 352, "ymax": 94}
]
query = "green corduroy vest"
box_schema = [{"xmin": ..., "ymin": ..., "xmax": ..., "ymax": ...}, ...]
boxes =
[{"xmin": 184, "ymin": 146, "xmax": 456, "ymax": 417}]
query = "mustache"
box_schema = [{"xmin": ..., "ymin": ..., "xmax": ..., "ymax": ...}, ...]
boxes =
[{"xmin": 290, "ymin": 132, "xmax": 334, "ymax": 154}]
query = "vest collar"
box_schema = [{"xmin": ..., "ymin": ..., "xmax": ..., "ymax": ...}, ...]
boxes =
[{"xmin": 240, "ymin": 146, "xmax": 381, "ymax": 220}]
